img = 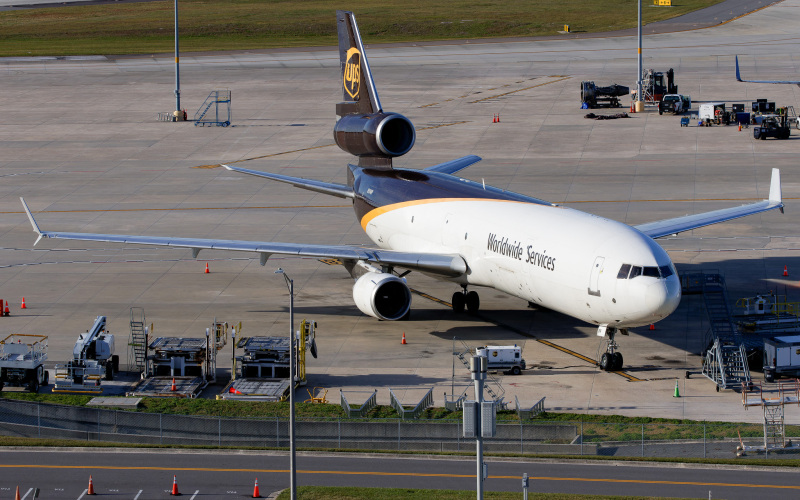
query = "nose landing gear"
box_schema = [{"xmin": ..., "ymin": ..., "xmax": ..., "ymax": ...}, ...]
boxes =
[
  {"xmin": 452, "ymin": 287, "xmax": 480, "ymax": 313},
  {"xmin": 598, "ymin": 326, "xmax": 626, "ymax": 371}
]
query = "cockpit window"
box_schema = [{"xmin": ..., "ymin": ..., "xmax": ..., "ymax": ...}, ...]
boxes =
[
  {"xmin": 629, "ymin": 266, "xmax": 642, "ymax": 278},
  {"xmin": 659, "ymin": 265, "xmax": 673, "ymax": 278},
  {"xmin": 643, "ymin": 266, "xmax": 660, "ymax": 278},
  {"xmin": 617, "ymin": 264, "xmax": 631, "ymax": 279}
]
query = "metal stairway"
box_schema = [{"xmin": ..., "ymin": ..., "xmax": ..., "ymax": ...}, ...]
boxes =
[
  {"xmin": 194, "ymin": 90, "xmax": 231, "ymax": 127},
  {"xmin": 698, "ymin": 273, "xmax": 751, "ymax": 389},
  {"xmin": 128, "ymin": 307, "xmax": 147, "ymax": 373},
  {"xmin": 453, "ymin": 339, "xmax": 505, "ymax": 404}
]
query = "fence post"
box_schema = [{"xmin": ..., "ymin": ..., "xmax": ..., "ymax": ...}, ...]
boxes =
[
  {"xmin": 218, "ymin": 417, "xmax": 221, "ymax": 447},
  {"xmin": 159, "ymin": 413, "xmax": 163, "ymax": 445},
  {"xmin": 97, "ymin": 408, "xmax": 101, "ymax": 441},
  {"xmin": 338, "ymin": 419, "xmax": 341, "ymax": 449},
  {"xmin": 580, "ymin": 421, "xmax": 583, "ymax": 456},
  {"xmin": 397, "ymin": 420, "xmax": 401, "ymax": 451},
  {"xmin": 37, "ymin": 403, "xmax": 40, "ymax": 438},
  {"xmin": 641, "ymin": 423, "xmax": 644, "ymax": 457},
  {"xmin": 276, "ymin": 417, "xmax": 280, "ymax": 448},
  {"xmin": 520, "ymin": 420, "xmax": 524, "ymax": 454},
  {"xmin": 703, "ymin": 423, "xmax": 706, "ymax": 459}
]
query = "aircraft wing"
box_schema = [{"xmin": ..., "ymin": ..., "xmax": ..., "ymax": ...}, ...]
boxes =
[
  {"xmin": 424, "ymin": 155, "xmax": 482, "ymax": 175},
  {"xmin": 222, "ymin": 164, "xmax": 354, "ymax": 199},
  {"xmin": 735, "ymin": 55, "xmax": 800, "ymax": 86},
  {"xmin": 20, "ymin": 198, "xmax": 466, "ymax": 277},
  {"xmin": 634, "ymin": 169, "xmax": 783, "ymax": 239}
]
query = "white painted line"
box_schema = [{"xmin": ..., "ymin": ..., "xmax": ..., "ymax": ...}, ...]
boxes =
[
  {"xmin": 134, "ymin": 490, "xmax": 143, "ymax": 500},
  {"xmin": 77, "ymin": 489, "xmax": 88, "ymax": 500},
  {"xmin": 190, "ymin": 490, "xmax": 200, "ymax": 499},
  {"xmin": 20, "ymin": 488, "xmax": 33, "ymax": 500}
]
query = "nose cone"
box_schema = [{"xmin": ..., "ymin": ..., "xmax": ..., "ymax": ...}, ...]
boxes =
[{"xmin": 645, "ymin": 275, "xmax": 682, "ymax": 320}]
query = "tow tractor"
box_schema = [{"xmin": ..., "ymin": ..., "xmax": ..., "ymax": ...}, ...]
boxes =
[
  {"xmin": 54, "ymin": 316, "xmax": 118, "ymax": 393},
  {"xmin": 0, "ymin": 334, "xmax": 48, "ymax": 393},
  {"xmin": 754, "ymin": 110, "xmax": 791, "ymax": 140}
]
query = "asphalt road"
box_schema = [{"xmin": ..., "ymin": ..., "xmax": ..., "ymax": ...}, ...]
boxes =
[{"xmin": 0, "ymin": 449, "xmax": 797, "ymax": 499}]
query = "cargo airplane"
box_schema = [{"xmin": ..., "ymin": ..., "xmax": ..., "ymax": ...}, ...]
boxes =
[{"xmin": 22, "ymin": 12, "xmax": 783, "ymax": 371}]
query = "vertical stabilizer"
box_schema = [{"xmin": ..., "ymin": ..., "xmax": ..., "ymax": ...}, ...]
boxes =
[{"xmin": 337, "ymin": 10, "xmax": 382, "ymax": 116}]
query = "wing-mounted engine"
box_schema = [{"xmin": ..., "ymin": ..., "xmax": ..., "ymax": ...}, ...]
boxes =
[
  {"xmin": 334, "ymin": 112, "xmax": 415, "ymax": 158},
  {"xmin": 352, "ymin": 272, "xmax": 411, "ymax": 321}
]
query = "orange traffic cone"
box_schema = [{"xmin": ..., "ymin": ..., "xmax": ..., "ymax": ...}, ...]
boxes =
[
  {"xmin": 171, "ymin": 378, "xmax": 177, "ymax": 391},
  {"xmin": 492, "ymin": 114, "xmax": 496, "ymax": 123},
  {"xmin": 783, "ymin": 265, "xmax": 788, "ymax": 277},
  {"xmin": 738, "ymin": 123, "xmax": 742, "ymax": 132},
  {"xmin": 87, "ymin": 475, "xmax": 96, "ymax": 495},
  {"xmin": 5, "ymin": 303, "xmax": 10, "ymax": 317},
  {"xmin": 204, "ymin": 262, "xmax": 210, "ymax": 274},
  {"xmin": 171, "ymin": 475, "xmax": 180, "ymax": 496},
  {"xmin": 252, "ymin": 478, "xmax": 261, "ymax": 498},
  {"xmin": 496, "ymin": 113, "xmax": 500, "ymax": 123},
  {"xmin": 401, "ymin": 332, "xmax": 407, "ymax": 345},
  {"xmin": 630, "ymin": 103, "xmax": 634, "ymax": 113},
  {"xmin": 14, "ymin": 486, "xmax": 20, "ymax": 500},
  {"xmin": 20, "ymin": 297, "xmax": 26, "ymax": 309},
  {"xmin": 649, "ymin": 323, "xmax": 655, "ymax": 331}
]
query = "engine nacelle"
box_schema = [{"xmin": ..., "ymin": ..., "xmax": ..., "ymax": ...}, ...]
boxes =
[
  {"xmin": 334, "ymin": 112, "xmax": 415, "ymax": 158},
  {"xmin": 352, "ymin": 272, "xmax": 411, "ymax": 321}
]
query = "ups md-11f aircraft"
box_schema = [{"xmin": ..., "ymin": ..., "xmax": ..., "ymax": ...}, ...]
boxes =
[{"xmin": 22, "ymin": 12, "xmax": 783, "ymax": 371}]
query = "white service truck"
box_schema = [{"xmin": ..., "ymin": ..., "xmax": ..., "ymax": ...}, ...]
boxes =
[
  {"xmin": 763, "ymin": 335, "xmax": 800, "ymax": 382},
  {"xmin": 475, "ymin": 345, "xmax": 526, "ymax": 375}
]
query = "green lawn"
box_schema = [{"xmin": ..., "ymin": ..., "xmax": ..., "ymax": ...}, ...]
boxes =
[{"xmin": 0, "ymin": 0, "xmax": 724, "ymax": 56}]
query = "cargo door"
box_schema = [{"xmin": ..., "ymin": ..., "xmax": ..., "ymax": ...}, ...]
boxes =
[{"xmin": 588, "ymin": 256, "xmax": 604, "ymax": 297}]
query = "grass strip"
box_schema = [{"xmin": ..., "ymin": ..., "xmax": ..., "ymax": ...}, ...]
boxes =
[
  {"xmin": 275, "ymin": 486, "xmax": 691, "ymax": 499},
  {"xmin": 0, "ymin": 0, "xmax": 723, "ymax": 56}
]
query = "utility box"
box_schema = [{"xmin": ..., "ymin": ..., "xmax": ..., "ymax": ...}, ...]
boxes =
[
  {"xmin": 763, "ymin": 335, "xmax": 800, "ymax": 382},
  {"xmin": 475, "ymin": 345, "xmax": 526, "ymax": 375}
]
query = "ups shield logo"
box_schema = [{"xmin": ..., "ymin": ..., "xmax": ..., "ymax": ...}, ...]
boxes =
[{"xmin": 344, "ymin": 47, "xmax": 361, "ymax": 99}]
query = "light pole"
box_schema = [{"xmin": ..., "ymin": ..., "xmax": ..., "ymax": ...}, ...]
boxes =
[
  {"xmin": 275, "ymin": 268, "xmax": 296, "ymax": 500},
  {"xmin": 174, "ymin": 0, "xmax": 181, "ymax": 118}
]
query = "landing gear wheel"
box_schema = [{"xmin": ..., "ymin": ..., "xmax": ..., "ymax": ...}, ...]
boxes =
[
  {"xmin": 612, "ymin": 352, "xmax": 623, "ymax": 371},
  {"xmin": 599, "ymin": 352, "xmax": 611, "ymax": 371},
  {"xmin": 28, "ymin": 379, "xmax": 39, "ymax": 394},
  {"xmin": 43, "ymin": 370, "xmax": 49, "ymax": 386},
  {"xmin": 465, "ymin": 291, "xmax": 480, "ymax": 313},
  {"xmin": 452, "ymin": 292, "xmax": 465, "ymax": 313}
]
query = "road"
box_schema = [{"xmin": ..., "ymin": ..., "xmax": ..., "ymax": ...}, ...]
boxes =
[{"xmin": 0, "ymin": 449, "xmax": 797, "ymax": 499}]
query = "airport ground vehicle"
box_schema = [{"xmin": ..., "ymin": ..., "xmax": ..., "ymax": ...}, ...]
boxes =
[
  {"xmin": 55, "ymin": 316, "xmax": 119, "ymax": 392},
  {"xmin": 475, "ymin": 345, "xmax": 526, "ymax": 375},
  {"xmin": 638, "ymin": 68, "xmax": 677, "ymax": 104},
  {"xmin": 658, "ymin": 94, "xmax": 690, "ymax": 115},
  {"xmin": 699, "ymin": 103, "xmax": 730, "ymax": 125},
  {"xmin": 753, "ymin": 112, "xmax": 790, "ymax": 140},
  {"xmin": 763, "ymin": 335, "xmax": 800, "ymax": 382},
  {"xmin": 0, "ymin": 334, "xmax": 48, "ymax": 393}
]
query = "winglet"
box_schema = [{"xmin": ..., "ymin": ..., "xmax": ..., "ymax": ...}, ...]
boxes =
[
  {"xmin": 735, "ymin": 55, "xmax": 743, "ymax": 82},
  {"xmin": 769, "ymin": 168, "xmax": 783, "ymax": 212},
  {"xmin": 19, "ymin": 197, "xmax": 44, "ymax": 245}
]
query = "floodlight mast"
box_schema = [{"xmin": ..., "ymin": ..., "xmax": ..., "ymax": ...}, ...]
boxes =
[{"xmin": 275, "ymin": 268, "xmax": 297, "ymax": 500}]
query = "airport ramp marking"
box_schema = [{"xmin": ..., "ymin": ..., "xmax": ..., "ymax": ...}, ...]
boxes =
[
  {"xmin": 191, "ymin": 121, "xmax": 469, "ymax": 169},
  {"xmin": 409, "ymin": 288, "xmax": 642, "ymax": 381},
  {"xmin": 469, "ymin": 76, "xmax": 571, "ymax": 103}
]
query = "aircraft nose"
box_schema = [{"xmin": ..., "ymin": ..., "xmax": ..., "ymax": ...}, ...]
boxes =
[{"xmin": 645, "ymin": 275, "xmax": 682, "ymax": 319}]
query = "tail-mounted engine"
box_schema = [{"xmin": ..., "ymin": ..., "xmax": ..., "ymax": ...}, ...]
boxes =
[
  {"xmin": 352, "ymin": 272, "xmax": 411, "ymax": 321},
  {"xmin": 334, "ymin": 112, "xmax": 416, "ymax": 158}
]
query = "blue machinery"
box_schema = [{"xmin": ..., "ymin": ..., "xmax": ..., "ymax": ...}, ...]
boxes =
[{"xmin": 194, "ymin": 90, "xmax": 231, "ymax": 127}]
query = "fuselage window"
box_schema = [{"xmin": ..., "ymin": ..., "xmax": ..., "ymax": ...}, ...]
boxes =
[
  {"xmin": 659, "ymin": 265, "xmax": 673, "ymax": 278},
  {"xmin": 629, "ymin": 266, "xmax": 643, "ymax": 278},
  {"xmin": 643, "ymin": 266, "xmax": 660, "ymax": 278},
  {"xmin": 617, "ymin": 264, "xmax": 631, "ymax": 279}
]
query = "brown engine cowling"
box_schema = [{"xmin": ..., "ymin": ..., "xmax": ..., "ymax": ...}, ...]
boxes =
[{"xmin": 334, "ymin": 112, "xmax": 416, "ymax": 157}]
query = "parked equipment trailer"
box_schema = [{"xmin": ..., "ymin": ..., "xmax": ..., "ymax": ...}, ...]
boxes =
[{"xmin": 0, "ymin": 334, "xmax": 48, "ymax": 393}]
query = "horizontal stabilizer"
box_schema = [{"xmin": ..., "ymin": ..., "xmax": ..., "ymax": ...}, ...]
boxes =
[
  {"xmin": 424, "ymin": 155, "xmax": 482, "ymax": 175},
  {"xmin": 223, "ymin": 165, "xmax": 354, "ymax": 199}
]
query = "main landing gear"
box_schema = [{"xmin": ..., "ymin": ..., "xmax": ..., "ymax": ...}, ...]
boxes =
[
  {"xmin": 598, "ymin": 326, "xmax": 627, "ymax": 372},
  {"xmin": 452, "ymin": 287, "xmax": 480, "ymax": 313}
]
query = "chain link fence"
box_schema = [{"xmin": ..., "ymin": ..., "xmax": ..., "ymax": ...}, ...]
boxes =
[{"xmin": 0, "ymin": 399, "xmax": 797, "ymax": 459}]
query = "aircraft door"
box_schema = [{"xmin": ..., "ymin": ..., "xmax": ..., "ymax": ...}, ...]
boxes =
[{"xmin": 588, "ymin": 256, "xmax": 604, "ymax": 297}]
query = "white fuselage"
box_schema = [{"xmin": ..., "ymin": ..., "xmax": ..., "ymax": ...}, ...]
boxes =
[{"xmin": 363, "ymin": 199, "xmax": 681, "ymax": 328}]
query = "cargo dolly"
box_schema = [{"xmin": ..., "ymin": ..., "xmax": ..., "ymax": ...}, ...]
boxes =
[{"xmin": 0, "ymin": 334, "xmax": 49, "ymax": 393}]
